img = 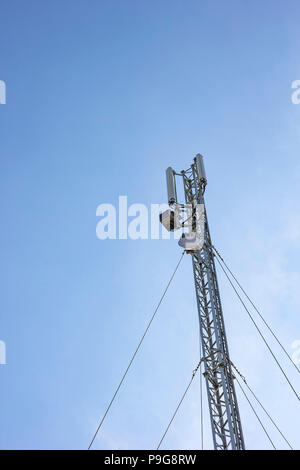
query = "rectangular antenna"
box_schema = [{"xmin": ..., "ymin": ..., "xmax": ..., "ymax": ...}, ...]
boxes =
[
  {"xmin": 195, "ymin": 154, "xmax": 207, "ymax": 184},
  {"xmin": 166, "ymin": 167, "xmax": 177, "ymax": 204}
]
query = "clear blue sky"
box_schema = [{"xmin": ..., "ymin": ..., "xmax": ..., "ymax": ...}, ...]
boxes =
[{"xmin": 0, "ymin": 0, "xmax": 300, "ymax": 450}]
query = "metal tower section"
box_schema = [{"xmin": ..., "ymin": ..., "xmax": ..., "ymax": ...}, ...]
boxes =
[{"xmin": 163, "ymin": 155, "xmax": 245, "ymax": 450}]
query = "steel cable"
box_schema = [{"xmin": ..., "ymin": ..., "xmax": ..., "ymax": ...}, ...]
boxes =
[
  {"xmin": 212, "ymin": 245, "xmax": 299, "ymax": 374},
  {"xmin": 157, "ymin": 361, "xmax": 201, "ymax": 450},
  {"xmin": 214, "ymin": 255, "xmax": 299, "ymax": 402},
  {"xmin": 88, "ymin": 251, "xmax": 185, "ymax": 450},
  {"xmin": 229, "ymin": 360, "xmax": 293, "ymax": 449},
  {"xmin": 235, "ymin": 376, "xmax": 276, "ymax": 450}
]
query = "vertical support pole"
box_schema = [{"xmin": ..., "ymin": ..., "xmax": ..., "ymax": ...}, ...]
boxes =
[{"xmin": 181, "ymin": 159, "xmax": 245, "ymax": 450}]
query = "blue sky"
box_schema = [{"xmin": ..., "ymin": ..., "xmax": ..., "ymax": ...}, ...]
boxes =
[{"xmin": 0, "ymin": 0, "xmax": 300, "ymax": 450}]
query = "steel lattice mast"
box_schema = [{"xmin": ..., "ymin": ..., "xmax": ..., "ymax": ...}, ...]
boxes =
[{"xmin": 161, "ymin": 155, "xmax": 245, "ymax": 450}]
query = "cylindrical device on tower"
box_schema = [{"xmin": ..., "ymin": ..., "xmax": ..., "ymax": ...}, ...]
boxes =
[
  {"xmin": 166, "ymin": 167, "xmax": 177, "ymax": 204},
  {"xmin": 195, "ymin": 154, "xmax": 207, "ymax": 184}
]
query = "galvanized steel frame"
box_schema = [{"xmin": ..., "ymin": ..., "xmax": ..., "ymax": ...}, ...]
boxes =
[{"xmin": 181, "ymin": 161, "xmax": 245, "ymax": 450}]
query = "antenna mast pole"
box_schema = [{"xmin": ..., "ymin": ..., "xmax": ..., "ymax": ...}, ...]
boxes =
[{"xmin": 164, "ymin": 155, "xmax": 245, "ymax": 450}]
